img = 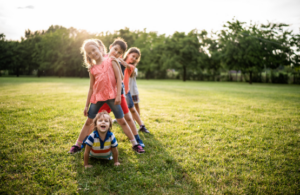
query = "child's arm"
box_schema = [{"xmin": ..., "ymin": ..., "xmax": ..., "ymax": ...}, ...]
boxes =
[
  {"xmin": 84, "ymin": 72, "xmax": 95, "ymax": 116},
  {"xmin": 118, "ymin": 58, "xmax": 132, "ymax": 69},
  {"xmin": 121, "ymin": 59, "xmax": 138, "ymax": 68},
  {"xmin": 111, "ymin": 147, "xmax": 120, "ymax": 166},
  {"xmin": 111, "ymin": 60, "xmax": 121, "ymax": 105},
  {"xmin": 84, "ymin": 145, "xmax": 92, "ymax": 168}
]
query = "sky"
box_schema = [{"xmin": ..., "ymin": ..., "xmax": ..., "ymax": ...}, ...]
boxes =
[{"xmin": 0, "ymin": 0, "xmax": 300, "ymax": 41}]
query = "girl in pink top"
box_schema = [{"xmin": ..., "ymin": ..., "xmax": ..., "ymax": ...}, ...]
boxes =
[{"xmin": 69, "ymin": 39, "xmax": 145, "ymax": 154}]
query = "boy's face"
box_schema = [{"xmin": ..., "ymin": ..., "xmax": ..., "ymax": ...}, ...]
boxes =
[
  {"xmin": 109, "ymin": 44, "xmax": 124, "ymax": 58},
  {"xmin": 96, "ymin": 115, "xmax": 111, "ymax": 134}
]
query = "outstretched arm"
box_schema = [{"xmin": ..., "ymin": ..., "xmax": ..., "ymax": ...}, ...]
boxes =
[
  {"xmin": 111, "ymin": 60, "xmax": 121, "ymax": 105},
  {"xmin": 118, "ymin": 58, "xmax": 133, "ymax": 69}
]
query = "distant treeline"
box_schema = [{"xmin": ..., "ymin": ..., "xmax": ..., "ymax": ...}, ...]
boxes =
[{"xmin": 0, "ymin": 19, "xmax": 299, "ymax": 84}]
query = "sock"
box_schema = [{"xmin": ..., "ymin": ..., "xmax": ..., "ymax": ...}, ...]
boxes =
[
  {"xmin": 76, "ymin": 140, "xmax": 82, "ymax": 147},
  {"xmin": 130, "ymin": 139, "xmax": 137, "ymax": 146},
  {"xmin": 134, "ymin": 134, "xmax": 140, "ymax": 140},
  {"xmin": 140, "ymin": 124, "xmax": 145, "ymax": 128}
]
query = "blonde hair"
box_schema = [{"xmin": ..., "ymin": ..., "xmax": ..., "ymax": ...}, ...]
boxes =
[
  {"xmin": 92, "ymin": 111, "xmax": 112, "ymax": 132},
  {"xmin": 95, "ymin": 39, "xmax": 107, "ymax": 54},
  {"xmin": 81, "ymin": 39, "xmax": 106, "ymax": 69}
]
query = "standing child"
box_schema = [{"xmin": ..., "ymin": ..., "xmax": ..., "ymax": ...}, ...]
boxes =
[
  {"xmin": 69, "ymin": 39, "xmax": 144, "ymax": 154},
  {"xmin": 120, "ymin": 47, "xmax": 150, "ymax": 133},
  {"xmin": 84, "ymin": 111, "xmax": 120, "ymax": 168},
  {"xmin": 129, "ymin": 66, "xmax": 140, "ymax": 115}
]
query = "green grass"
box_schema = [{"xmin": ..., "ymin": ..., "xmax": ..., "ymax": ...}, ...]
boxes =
[{"xmin": 0, "ymin": 77, "xmax": 299, "ymax": 194}]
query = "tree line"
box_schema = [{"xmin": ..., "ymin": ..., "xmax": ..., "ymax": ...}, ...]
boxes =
[{"xmin": 0, "ymin": 19, "xmax": 299, "ymax": 84}]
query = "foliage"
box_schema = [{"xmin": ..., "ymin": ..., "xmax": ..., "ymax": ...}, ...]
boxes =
[
  {"xmin": 218, "ymin": 20, "xmax": 297, "ymax": 84},
  {"xmin": 0, "ymin": 21, "xmax": 299, "ymax": 83}
]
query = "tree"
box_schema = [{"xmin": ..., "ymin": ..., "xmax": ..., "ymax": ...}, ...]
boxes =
[
  {"xmin": 163, "ymin": 30, "xmax": 201, "ymax": 81},
  {"xmin": 219, "ymin": 20, "xmax": 294, "ymax": 84}
]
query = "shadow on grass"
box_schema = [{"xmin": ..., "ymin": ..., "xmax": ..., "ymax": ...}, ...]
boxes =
[{"xmin": 72, "ymin": 129, "xmax": 203, "ymax": 194}]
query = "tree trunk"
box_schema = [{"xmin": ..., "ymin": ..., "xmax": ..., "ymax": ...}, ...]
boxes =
[
  {"xmin": 240, "ymin": 71, "xmax": 243, "ymax": 82},
  {"xmin": 249, "ymin": 71, "xmax": 252, "ymax": 84},
  {"xmin": 183, "ymin": 65, "xmax": 186, "ymax": 81},
  {"xmin": 16, "ymin": 68, "xmax": 20, "ymax": 77},
  {"xmin": 37, "ymin": 69, "xmax": 42, "ymax": 77},
  {"xmin": 145, "ymin": 71, "xmax": 151, "ymax": 80}
]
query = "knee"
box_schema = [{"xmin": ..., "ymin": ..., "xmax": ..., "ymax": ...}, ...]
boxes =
[
  {"xmin": 130, "ymin": 108, "xmax": 136, "ymax": 114},
  {"xmin": 84, "ymin": 119, "xmax": 93, "ymax": 127},
  {"xmin": 117, "ymin": 118, "xmax": 127, "ymax": 126},
  {"xmin": 124, "ymin": 114, "xmax": 133, "ymax": 123}
]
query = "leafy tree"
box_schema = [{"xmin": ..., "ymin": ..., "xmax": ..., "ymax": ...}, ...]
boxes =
[
  {"xmin": 219, "ymin": 20, "xmax": 294, "ymax": 84},
  {"xmin": 198, "ymin": 30, "xmax": 221, "ymax": 81},
  {"xmin": 163, "ymin": 30, "xmax": 201, "ymax": 81}
]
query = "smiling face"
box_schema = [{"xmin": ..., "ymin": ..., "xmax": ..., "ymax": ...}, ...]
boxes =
[
  {"xmin": 84, "ymin": 44, "xmax": 103, "ymax": 64},
  {"xmin": 126, "ymin": 52, "xmax": 140, "ymax": 65},
  {"xmin": 96, "ymin": 114, "xmax": 111, "ymax": 134},
  {"xmin": 109, "ymin": 44, "xmax": 124, "ymax": 58}
]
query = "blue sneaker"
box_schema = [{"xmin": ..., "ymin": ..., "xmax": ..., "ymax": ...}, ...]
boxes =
[
  {"xmin": 134, "ymin": 134, "xmax": 145, "ymax": 148},
  {"xmin": 107, "ymin": 156, "xmax": 113, "ymax": 160},
  {"xmin": 81, "ymin": 136, "xmax": 88, "ymax": 149}
]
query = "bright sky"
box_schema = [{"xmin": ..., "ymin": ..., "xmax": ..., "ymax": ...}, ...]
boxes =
[{"xmin": 0, "ymin": 0, "xmax": 300, "ymax": 41}]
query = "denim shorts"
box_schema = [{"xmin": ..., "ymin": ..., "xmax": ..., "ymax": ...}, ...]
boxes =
[
  {"xmin": 125, "ymin": 91, "xmax": 134, "ymax": 109},
  {"xmin": 88, "ymin": 99, "xmax": 124, "ymax": 119}
]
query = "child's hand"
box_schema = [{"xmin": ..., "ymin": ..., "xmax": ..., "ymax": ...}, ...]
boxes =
[
  {"xmin": 110, "ymin": 56, "xmax": 117, "ymax": 61},
  {"xmin": 85, "ymin": 165, "xmax": 93, "ymax": 169},
  {"xmin": 114, "ymin": 96, "xmax": 121, "ymax": 105},
  {"xmin": 114, "ymin": 162, "xmax": 120, "ymax": 166},
  {"xmin": 118, "ymin": 59, "xmax": 128, "ymax": 67},
  {"xmin": 83, "ymin": 106, "xmax": 88, "ymax": 117}
]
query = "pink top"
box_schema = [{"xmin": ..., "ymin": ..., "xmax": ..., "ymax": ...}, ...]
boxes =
[{"xmin": 89, "ymin": 57, "xmax": 117, "ymax": 104}]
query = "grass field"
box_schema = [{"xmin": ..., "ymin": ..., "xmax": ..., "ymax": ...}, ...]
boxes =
[{"xmin": 0, "ymin": 77, "xmax": 299, "ymax": 194}]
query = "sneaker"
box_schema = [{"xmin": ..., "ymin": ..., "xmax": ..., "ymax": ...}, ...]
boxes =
[
  {"xmin": 139, "ymin": 125, "xmax": 150, "ymax": 133},
  {"xmin": 68, "ymin": 145, "xmax": 81, "ymax": 154},
  {"xmin": 132, "ymin": 144, "xmax": 145, "ymax": 154},
  {"xmin": 112, "ymin": 119, "xmax": 117, "ymax": 124},
  {"xmin": 136, "ymin": 137, "xmax": 145, "ymax": 148},
  {"xmin": 107, "ymin": 156, "xmax": 113, "ymax": 160},
  {"xmin": 81, "ymin": 136, "xmax": 88, "ymax": 150}
]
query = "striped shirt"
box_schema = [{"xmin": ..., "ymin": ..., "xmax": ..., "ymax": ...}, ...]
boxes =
[{"xmin": 85, "ymin": 130, "xmax": 118, "ymax": 159}]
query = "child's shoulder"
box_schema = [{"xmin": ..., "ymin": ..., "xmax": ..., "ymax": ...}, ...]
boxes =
[
  {"xmin": 107, "ymin": 130, "xmax": 114, "ymax": 136},
  {"xmin": 88, "ymin": 130, "xmax": 98, "ymax": 137}
]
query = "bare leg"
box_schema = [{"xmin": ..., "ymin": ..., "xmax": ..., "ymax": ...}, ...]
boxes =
[
  {"xmin": 124, "ymin": 112, "xmax": 138, "ymax": 135},
  {"xmin": 88, "ymin": 123, "xmax": 94, "ymax": 135},
  {"xmin": 77, "ymin": 118, "xmax": 94, "ymax": 147},
  {"xmin": 116, "ymin": 118, "xmax": 135, "ymax": 140},
  {"xmin": 129, "ymin": 107, "xmax": 143, "ymax": 126},
  {"xmin": 134, "ymin": 103, "xmax": 140, "ymax": 115}
]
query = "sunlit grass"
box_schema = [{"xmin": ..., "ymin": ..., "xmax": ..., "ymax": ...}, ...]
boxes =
[{"xmin": 0, "ymin": 77, "xmax": 299, "ymax": 194}]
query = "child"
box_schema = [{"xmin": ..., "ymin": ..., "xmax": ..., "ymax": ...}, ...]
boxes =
[
  {"xmin": 69, "ymin": 39, "xmax": 144, "ymax": 154},
  {"xmin": 84, "ymin": 111, "xmax": 120, "ymax": 168},
  {"xmin": 88, "ymin": 38, "xmax": 145, "ymax": 147},
  {"xmin": 129, "ymin": 66, "xmax": 140, "ymax": 115},
  {"xmin": 120, "ymin": 47, "xmax": 150, "ymax": 133}
]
